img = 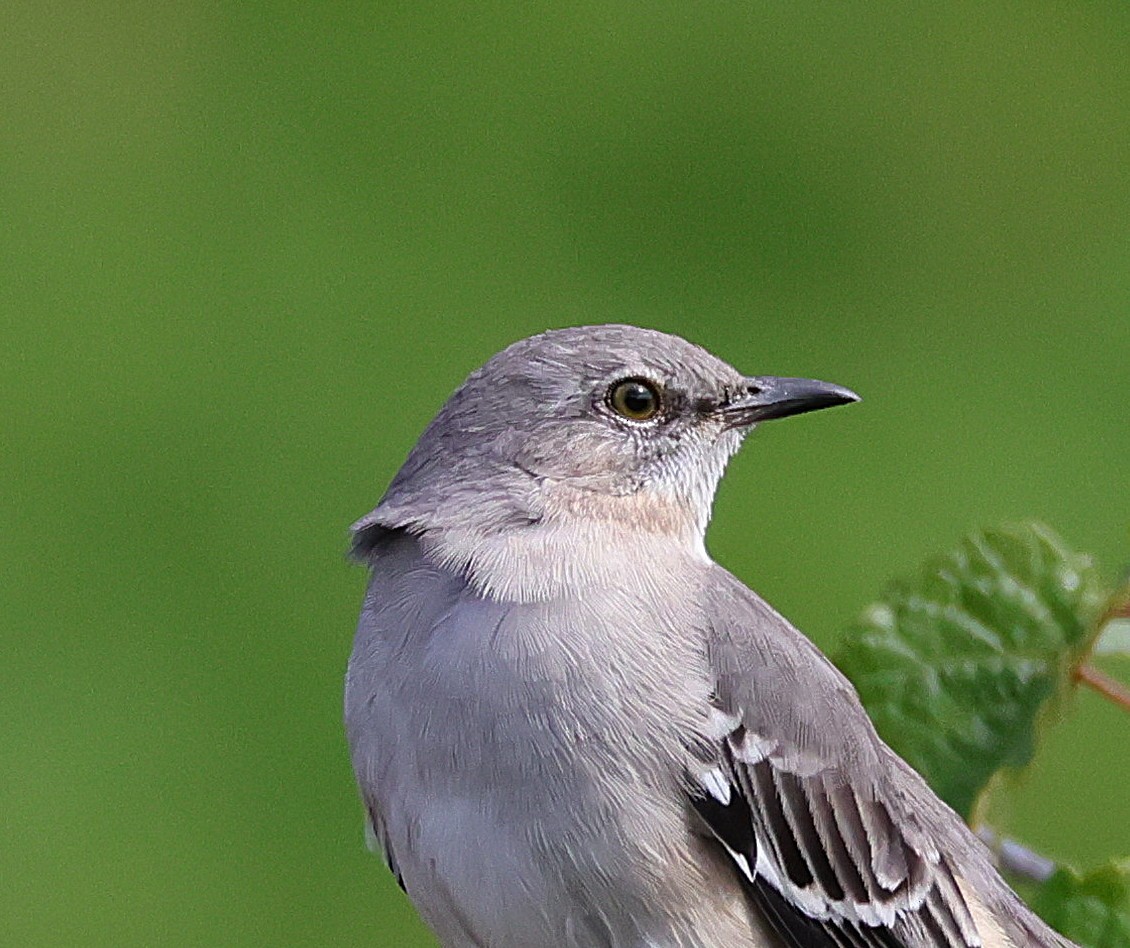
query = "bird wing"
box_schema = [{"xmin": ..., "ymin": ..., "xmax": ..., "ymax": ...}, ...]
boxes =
[{"xmin": 691, "ymin": 565, "xmax": 1070, "ymax": 948}]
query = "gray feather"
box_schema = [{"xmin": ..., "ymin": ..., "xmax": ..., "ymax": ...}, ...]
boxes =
[
  {"xmin": 345, "ymin": 325, "xmax": 1078, "ymax": 948},
  {"xmin": 698, "ymin": 564, "xmax": 1072, "ymax": 947}
]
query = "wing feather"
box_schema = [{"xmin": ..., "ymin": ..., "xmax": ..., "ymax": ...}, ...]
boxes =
[
  {"xmin": 688, "ymin": 566, "xmax": 1075, "ymax": 947},
  {"xmin": 807, "ymin": 777, "xmax": 869, "ymax": 904}
]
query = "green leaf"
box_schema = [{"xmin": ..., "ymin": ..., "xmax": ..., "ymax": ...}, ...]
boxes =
[
  {"xmin": 1030, "ymin": 862, "xmax": 1130, "ymax": 948},
  {"xmin": 835, "ymin": 522, "xmax": 1107, "ymax": 818}
]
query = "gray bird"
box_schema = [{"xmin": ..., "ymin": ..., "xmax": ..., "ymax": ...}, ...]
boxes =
[{"xmin": 345, "ymin": 324, "xmax": 1074, "ymax": 948}]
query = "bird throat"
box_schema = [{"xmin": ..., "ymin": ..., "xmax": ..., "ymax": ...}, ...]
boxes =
[{"xmin": 420, "ymin": 485, "xmax": 710, "ymax": 603}]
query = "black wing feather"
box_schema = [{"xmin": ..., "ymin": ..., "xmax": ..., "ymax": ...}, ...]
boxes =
[{"xmin": 691, "ymin": 773, "xmax": 910, "ymax": 948}]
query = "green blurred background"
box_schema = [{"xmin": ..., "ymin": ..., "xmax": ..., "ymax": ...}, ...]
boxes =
[{"xmin": 3, "ymin": 3, "xmax": 1128, "ymax": 945}]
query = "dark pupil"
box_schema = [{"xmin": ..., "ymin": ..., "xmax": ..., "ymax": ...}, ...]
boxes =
[{"xmin": 622, "ymin": 383, "xmax": 654, "ymax": 414}]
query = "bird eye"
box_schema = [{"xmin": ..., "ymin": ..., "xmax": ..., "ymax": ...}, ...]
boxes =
[{"xmin": 608, "ymin": 378, "xmax": 661, "ymax": 421}]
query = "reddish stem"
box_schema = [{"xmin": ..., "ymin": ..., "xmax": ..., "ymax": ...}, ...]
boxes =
[{"xmin": 1075, "ymin": 663, "xmax": 1130, "ymax": 714}]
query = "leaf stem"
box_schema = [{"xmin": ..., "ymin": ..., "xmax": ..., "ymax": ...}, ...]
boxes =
[
  {"xmin": 1074, "ymin": 663, "xmax": 1130, "ymax": 714},
  {"xmin": 1098, "ymin": 592, "xmax": 1130, "ymax": 626},
  {"xmin": 975, "ymin": 826, "xmax": 1056, "ymax": 883}
]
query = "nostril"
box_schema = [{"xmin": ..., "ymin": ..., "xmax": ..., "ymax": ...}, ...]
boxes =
[{"xmin": 745, "ymin": 383, "xmax": 763, "ymax": 397}]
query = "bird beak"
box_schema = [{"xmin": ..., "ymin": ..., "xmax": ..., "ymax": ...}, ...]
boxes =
[{"xmin": 719, "ymin": 376, "xmax": 860, "ymax": 429}]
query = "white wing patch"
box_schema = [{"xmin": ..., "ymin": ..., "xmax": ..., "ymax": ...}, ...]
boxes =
[
  {"xmin": 705, "ymin": 705, "xmax": 741, "ymax": 739},
  {"xmin": 691, "ymin": 717, "xmax": 986, "ymax": 946},
  {"xmin": 698, "ymin": 766, "xmax": 732, "ymax": 806}
]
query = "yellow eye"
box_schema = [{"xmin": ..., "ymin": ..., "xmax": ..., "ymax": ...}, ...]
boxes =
[{"xmin": 608, "ymin": 378, "xmax": 661, "ymax": 421}]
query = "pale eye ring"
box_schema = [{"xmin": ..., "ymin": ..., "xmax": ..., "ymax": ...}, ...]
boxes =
[{"xmin": 607, "ymin": 377, "xmax": 661, "ymax": 421}]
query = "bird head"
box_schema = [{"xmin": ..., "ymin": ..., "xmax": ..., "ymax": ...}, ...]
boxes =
[{"xmin": 355, "ymin": 325, "xmax": 858, "ymax": 554}]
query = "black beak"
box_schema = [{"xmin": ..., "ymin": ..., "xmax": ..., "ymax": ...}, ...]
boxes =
[{"xmin": 719, "ymin": 376, "xmax": 860, "ymax": 429}]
